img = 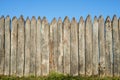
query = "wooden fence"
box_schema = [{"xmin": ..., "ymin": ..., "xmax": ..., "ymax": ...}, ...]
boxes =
[{"xmin": 0, "ymin": 15, "xmax": 120, "ymax": 77}]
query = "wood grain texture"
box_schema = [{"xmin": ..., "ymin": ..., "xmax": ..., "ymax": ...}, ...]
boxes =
[
  {"xmin": 17, "ymin": 16, "xmax": 25, "ymax": 77},
  {"xmin": 118, "ymin": 18, "xmax": 120, "ymax": 76},
  {"xmin": 105, "ymin": 16, "xmax": 113, "ymax": 77},
  {"xmin": 112, "ymin": 15, "xmax": 119, "ymax": 77},
  {"xmin": 49, "ymin": 21, "xmax": 53, "ymax": 72},
  {"xmin": 53, "ymin": 18, "xmax": 58, "ymax": 72},
  {"xmin": 0, "ymin": 16, "xmax": 5, "ymax": 75},
  {"xmin": 41, "ymin": 17, "xmax": 49, "ymax": 76},
  {"xmin": 79, "ymin": 17, "xmax": 85, "ymax": 76},
  {"xmin": 92, "ymin": 17, "xmax": 99, "ymax": 75},
  {"xmin": 63, "ymin": 16, "xmax": 70, "ymax": 75},
  {"xmin": 30, "ymin": 17, "xmax": 36, "ymax": 76},
  {"xmin": 4, "ymin": 16, "xmax": 10, "ymax": 75},
  {"xmin": 57, "ymin": 18, "xmax": 63, "ymax": 73},
  {"xmin": 36, "ymin": 17, "xmax": 41, "ymax": 76},
  {"xmin": 24, "ymin": 17, "xmax": 31, "ymax": 76},
  {"xmin": 85, "ymin": 15, "xmax": 93, "ymax": 76},
  {"xmin": 70, "ymin": 18, "xmax": 78, "ymax": 76},
  {"xmin": 11, "ymin": 17, "xmax": 17, "ymax": 75},
  {"xmin": 98, "ymin": 16, "xmax": 105, "ymax": 77},
  {"xmin": 49, "ymin": 18, "xmax": 58, "ymax": 72}
]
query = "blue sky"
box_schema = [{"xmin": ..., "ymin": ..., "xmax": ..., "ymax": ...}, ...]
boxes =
[{"xmin": 0, "ymin": 0, "xmax": 120, "ymax": 22}]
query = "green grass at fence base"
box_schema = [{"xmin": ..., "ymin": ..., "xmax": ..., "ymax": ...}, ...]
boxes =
[{"xmin": 0, "ymin": 72, "xmax": 119, "ymax": 80}]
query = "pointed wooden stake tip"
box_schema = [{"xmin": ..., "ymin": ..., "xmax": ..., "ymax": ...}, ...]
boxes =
[
  {"xmin": 42, "ymin": 16, "xmax": 48, "ymax": 23},
  {"xmin": 0, "ymin": 15, "xmax": 4, "ymax": 19},
  {"xmin": 112, "ymin": 15, "xmax": 117, "ymax": 21},
  {"xmin": 6, "ymin": 15, "xmax": 10, "ymax": 18},
  {"xmin": 64, "ymin": 16, "xmax": 70, "ymax": 23},
  {"xmin": 12, "ymin": 16, "xmax": 17, "ymax": 21},
  {"xmin": 106, "ymin": 16, "xmax": 111, "ymax": 22},
  {"xmin": 58, "ymin": 17, "xmax": 62, "ymax": 23},
  {"xmin": 43, "ymin": 16, "xmax": 46, "ymax": 20},
  {"xmin": 71, "ymin": 17, "xmax": 77, "ymax": 23},
  {"xmin": 86, "ymin": 15, "xmax": 91, "ymax": 22},
  {"xmin": 94, "ymin": 16, "xmax": 97, "ymax": 22},
  {"xmin": 51, "ymin": 17, "xmax": 57, "ymax": 23},
  {"xmin": 79, "ymin": 16, "xmax": 84, "ymax": 23},
  {"xmin": 26, "ymin": 17, "xmax": 29, "ymax": 20},
  {"xmin": 19, "ymin": 15, "xmax": 24, "ymax": 21},
  {"xmin": 26, "ymin": 17, "xmax": 30, "ymax": 22},
  {"xmin": 99, "ymin": 15, "xmax": 104, "ymax": 20},
  {"xmin": 32, "ymin": 16, "xmax": 36, "ymax": 20},
  {"xmin": 38, "ymin": 16, "xmax": 41, "ymax": 20}
]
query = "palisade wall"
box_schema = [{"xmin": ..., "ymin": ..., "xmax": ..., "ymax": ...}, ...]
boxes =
[{"xmin": 0, "ymin": 15, "xmax": 120, "ymax": 77}]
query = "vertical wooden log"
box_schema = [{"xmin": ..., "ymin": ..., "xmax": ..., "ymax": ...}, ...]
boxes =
[
  {"xmin": 118, "ymin": 18, "xmax": 120, "ymax": 76},
  {"xmin": 41, "ymin": 17, "xmax": 49, "ymax": 76},
  {"xmin": 30, "ymin": 16, "xmax": 36, "ymax": 76},
  {"xmin": 79, "ymin": 17, "xmax": 85, "ymax": 76},
  {"xmin": 17, "ymin": 16, "xmax": 24, "ymax": 77},
  {"xmin": 105, "ymin": 16, "xmax": 113, "ymax": 77},
  {"xmin": 4, "ymin": 16, "xmax": 10, "ymax": 75},
  {"xmin": 36, "ymin": 17, "xmax": 41, "ymax": 76},
  {"xmin": 85, "ymin": 15, "xmax": 92, "ymax": 76},
  {"xmin": 112, "ymin": 15, "xmax": 119, "ymax": 77},
  {"xmin": 92, "ymin": 16, "xmax": 99, "ymax": 75},
  {"xmin": 49, "ymin": 18, "xmax": 55, "ymax": 72},
  {"xmin": 0, "ymin": 16, "xmax": 5, "ymax": 75},
  {"xmin": 57, "ymin": 18, "xmax": 63, "ymax": 73},
  {"xmin": 63, "ymin": 16, "xmax": 70, "ymax": 75},
  {"xmin": 24, "ymin": 17, "xmax": 31, "ymax": 76},
  {"xmin": 70, "ymin": 18, "xmax": 78, "ymax": 76},
  {"xmin": 49, "ymin": 18, "xmax": 58, "ymax": 72},
  {"xmin": 98, "ymin": 16, "xmax": 105, "ymax": 77},
  {"xmin": 11, "ymin": 17, "xmax": 17, "ymax": 75},
  {"xmin": 53, "ymin": 18, "xmax": 58, "ymax": 72}
]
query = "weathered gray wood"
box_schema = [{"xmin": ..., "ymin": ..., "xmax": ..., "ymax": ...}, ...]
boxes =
[
  {"xmin": 17, "ymin": 16, "xmax": 25, "ymax": 77},
  {"xmin": 92, "ymin": 16, "xmax": 99, "ymax": 75},
  {"xmin": 70, "ymin": 18, "xmax": 78, "ymax": 76},
  {"xmin": 24, "ymin": 17, "xmax": 31, "ymax": 76},
  {"xmin": 49, "ymin": 18, "xmax": 55, "ymax": 72},
  {"xmin": 53, "ymin": 18, "xmax": 58, "ymax": 72},
  {"xmin": 0, "ymin": 16, "xmax": 5, "ymax": 75},
  {"xmin": 49, "ymin": 18, "xmax": 58, "ymax": 72},
  {"xmin": 63, "ymin": 16, "xmax": 70, "ymax": 75},
  {"xmin": 85, "ymin": 15, "xmax": 92, "ymax": 76},
  {"xmin": 79, "ymin": 17, "xmax": 85, "ymax": 76},
  {"xmin": 118, "ymin": 18, "xmax": 120, "ymax": 76},
  {"xmin": 98, "ymin": 16, "xmax": 105, "ymax": 77},
  {"xmin": 30, "ymin": 16, "xmax": 36, "ymax": 76},
  {"xmin": 4, "ymin": 16, "xmax": 10, "ymax": 75},
  {"xmin": 105, "ymin": 16, "xmax": 113, "ymax": 76},
  {"xmin": 57, "ymin": 18, "xmax": 63, "ymax": 73},
  {"xmin": 11, "ymin": 17, "xmax": 17, "ymax": 75},
  {"xmin": 36, "ymin": 17, "xmax": 41, "ymax": 76},
  {"xmin": 41, "ymin": 17, "xmax": 49, "ymax": 76},
  {"xmin": 112, "ymin": 15, "xmax": 119, "ymax": 77}
]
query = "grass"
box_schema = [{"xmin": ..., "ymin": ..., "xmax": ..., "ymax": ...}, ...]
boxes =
[{"xmin": 0, "ymin": 72, "xmax": 119, "ymax": 80}]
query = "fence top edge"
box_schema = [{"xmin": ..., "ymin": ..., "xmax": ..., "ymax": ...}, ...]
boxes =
[
  {"xmin": 12, "ymin": 16, "xmax": 17, "ymax": 21},
  {"xmin": 58, "ymin": 17, "xmax": 62, "ymax": 23},
  {"xmin": 51, "ymin": 18, "xmax": 57, "ymax": 24},
  {"xmin": 63, "ymin": 16, "xmax": 70, "ymax": 23},
  {"xmin": 105, "ymin": 16, "xmax": 111, "ymax": 23},
  {"xmin": 31, "ymin": 16, "xmax": 36, "ymax": 21},
  {"xmin": 112, "ymin": 15, "xmax": 117, "ymax": 22},
  {"xmin": 42, "ymin": 16, "xmax": 48, "ymax": 24},
  {"xmin": 94, "ymin": 16, "xmax": 98, "ymax": 23},
  {"xmin": 71, "ymin": 17, "xmax": 77, "ymax": 23},
  {"xmin": 0, "ymin": 15, "xmax": 4, "ymax": 19},
  {"xmin": 86, "ymin": 15, "xmax": 91, "ymax": 22}
]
